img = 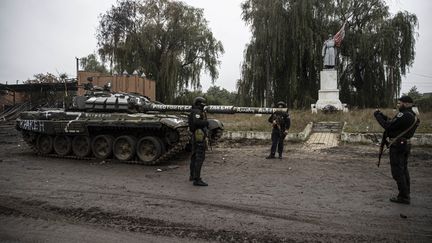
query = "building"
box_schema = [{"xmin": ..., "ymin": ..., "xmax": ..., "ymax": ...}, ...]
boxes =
[
  {"xmin": 1, "ymin": 71, "xmax": 157, "ymax": 112},
  {"xmin": 0, "ymin": 82, "xmax": 77, "ymax": 112},
  {"xmin": 77, "ymin": 71, "xmax": 156, "ymax": 101},
  {"xmin": 423, "ymin": 92, "xmax": 432, "ymax": 98}
]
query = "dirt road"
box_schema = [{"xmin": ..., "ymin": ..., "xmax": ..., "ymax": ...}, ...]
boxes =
[{"xmin": 1, "ymin": 123, "xmax": 431, "ymax": 242}]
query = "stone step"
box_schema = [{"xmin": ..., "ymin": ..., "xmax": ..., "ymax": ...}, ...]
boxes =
[
  {"xmin": 312, "ymin": 122, "xmax": 343, "ymax": 133},
  {"xmin": 302, "ymin": 132, "xmax": 340, "ymax": 151}
]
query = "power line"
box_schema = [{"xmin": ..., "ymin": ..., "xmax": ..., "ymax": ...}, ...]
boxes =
[
  {"xmin": 408, "ymin": 73, "xmax": 432, "ymax": 79},
  {"xmin": 402, "ymin": 83, "xmax": 432, "ymax": 87},
  {"xmin": 403, "ymin": 80, "xmax": 432, "ymax": 83}
]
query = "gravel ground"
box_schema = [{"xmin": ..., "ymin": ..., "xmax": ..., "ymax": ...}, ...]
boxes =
[{"xmin": 0, "ymin": 123, "xmax": 431, "ymax": 242}]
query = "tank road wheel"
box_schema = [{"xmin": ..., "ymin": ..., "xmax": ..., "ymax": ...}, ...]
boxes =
[
  {"xmin": 136, "ymin": 136, "xmax": 164, "ymax": 163},
  {"xmin": 113, "ymin": 136, "xmax": 136, "ymax": 161},
  {"xmin": 92, "ymin": 135, "xmax": 113, "ymax": 159},
  {"xmin": 37, "ymin": 135, "xmax": 53, "ymax": 155},
  {"xmin": 72, "ymin": 136, "xmax": 92, "ymax": 157},
  {"xmin": 53, "ymin": 135, "xmax": 72, "ymax": 156}
]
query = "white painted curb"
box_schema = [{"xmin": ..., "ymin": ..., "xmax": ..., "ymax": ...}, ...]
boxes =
[{"xmin": 221, "ymin": 122, "xmax": 313, "ymax": 142}]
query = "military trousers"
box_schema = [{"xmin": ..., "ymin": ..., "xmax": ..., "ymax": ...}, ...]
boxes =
[
  {"xmin": 190, "ymin": 142, "xmax": 206, "ymax": 180},
  {"xmin": 270, "ymin": 130, "xmax": 285, "ymax": 156},
  {"xmin": 389, "ymin": 142, "xmax": 411, "ymax": 199}
]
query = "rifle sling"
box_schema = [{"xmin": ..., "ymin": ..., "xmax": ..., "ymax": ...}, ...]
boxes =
[{"xmin": 385, "ymin": 116, "xmax": 418, "ymax": 148}]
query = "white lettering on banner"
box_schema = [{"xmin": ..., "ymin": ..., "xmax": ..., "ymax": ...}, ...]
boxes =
[
  {"xmin": 206, "ymin": 106, "xmax": 233, "ymax": 112},
  {"xmin": 86, "ymin": 113, "xmax": 111, "ymax": 118},
  {"xmin": 20, "ymin": 120, "xmax": 45, "ymax": 132},
  {"xmin": 149, "ymin": 104, "xmax": 192, "ymax": 111}
]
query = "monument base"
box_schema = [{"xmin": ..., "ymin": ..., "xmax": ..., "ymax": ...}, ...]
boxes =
[{"xmin": 311, "ymin": 70, "xmax": 348, "ymax": 113}]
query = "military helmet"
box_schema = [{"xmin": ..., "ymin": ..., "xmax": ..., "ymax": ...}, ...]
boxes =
[
  {"xmin": 276, "ymin": 101, "xmax": 287, "ymax": 108},
  {"xmin": 193, "ymin": 96, "xmax": 206, "ymax": 108}
]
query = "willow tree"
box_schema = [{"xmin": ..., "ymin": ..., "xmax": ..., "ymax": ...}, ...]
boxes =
[
  {"xmin": 239, "ymin": 0, "xmax": 417, "ymax": 108},
  {"xmin": 239, "ymin": 0, "xmax": 335, "ymax": 107},
  {"xmin": 337, "ymin": 1, "xmax": 417, "ymax": 107},
  {"xmin": 97, "ymin": 0, "xmax": 224, "ymax": 102},
  {"xmin": 80, "ymin": 54, "xmax": 108, "ymax": 73}
]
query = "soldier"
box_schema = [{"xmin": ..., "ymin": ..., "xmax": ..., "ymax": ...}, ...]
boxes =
[
  {"xmin": 188, "ymin": 97, "xmax": 209, "ymax": 186},
  {"xmin": 374, "ymin": 95, "xmax": 420, "ymax": 204},
  {"xmin": 266, "ymin": 101, "xmax": 291, "ymax": 159}
]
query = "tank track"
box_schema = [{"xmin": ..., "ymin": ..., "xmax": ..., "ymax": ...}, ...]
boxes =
[
  {"xmin": 136, "ymin": 127, "xmax": 190, "ymax": 165},
  {"xmin": 21, "ymin": 127, "xmax": 190, "ymax": 166}
]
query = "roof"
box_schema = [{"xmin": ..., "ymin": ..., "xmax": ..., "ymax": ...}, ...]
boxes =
[{"xmin": 0, "ymin": 81, "xmax": 78, "ymax": 92}]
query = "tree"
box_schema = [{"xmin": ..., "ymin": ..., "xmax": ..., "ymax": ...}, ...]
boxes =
[
  {"xmin": 172, "ymin": 86, "xmax": 237, "ymax": 105},
  {"xmin": 239, "ymin": 0, "xmax": 331, "ymax": 107},
  {"xmin": 239, "ymin": 0, "xmax": 417, "ymax": 108},
  {"xmin": 404, "ymin": 86, "xmax": 422, "ymax": 101},
  {"xmin": 338, "ymin": 4, "xmax": 417, "ymax": 108},
  {"xmin": 205, "ymin": 86, "xmax": 237, "ymax": 105},
  {"xmin": 173, "ymin": 89, "xmax": 204, "ymax": 105},
  {"xmin": 97, "ymin": 0, "xmax": 224, "ymax": 103},
  {"xmin": 24, "ymin": 72, "xmax": 63, "ymax": 84},
  {"xmin": 80, "ymin": 54, "xmax": 108, "ymax": 73}
]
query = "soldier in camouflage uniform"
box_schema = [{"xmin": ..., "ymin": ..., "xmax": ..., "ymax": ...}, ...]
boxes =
[
  {"xmin": 188, "ymin": 97, "xmax": 209, "ymax": 186},
  {"xmin": 266, "ymin": 101, "xmax": 291, "ymax": 159}
]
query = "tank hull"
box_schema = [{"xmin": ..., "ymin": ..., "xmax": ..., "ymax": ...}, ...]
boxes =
[{"xmin": 16, "ymin": 110, "xmax": 193, "ymax": 165}]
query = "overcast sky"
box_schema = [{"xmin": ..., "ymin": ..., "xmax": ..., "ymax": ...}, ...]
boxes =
[{"xmin": 0, "ymin": 0, "xmax": 431, "ymax": 94}]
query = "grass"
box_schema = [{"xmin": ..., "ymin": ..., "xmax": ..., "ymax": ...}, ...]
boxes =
[{"xmin": 207, "ymin": 109, "xmax": 432, "ymax": 133}]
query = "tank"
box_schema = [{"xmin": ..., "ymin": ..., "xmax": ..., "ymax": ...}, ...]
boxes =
[{"xmin": 15, "ymin": 83, "xmax": 288, "ymax": 165}]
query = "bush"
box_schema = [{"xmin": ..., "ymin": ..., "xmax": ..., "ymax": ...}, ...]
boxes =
[{"xmin": 416, "ymin": 96, "xmax": 432, "ymax": 112}]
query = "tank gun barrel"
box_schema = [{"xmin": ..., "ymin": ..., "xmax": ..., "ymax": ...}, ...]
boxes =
[
  {"xmin": 143, "ymin": 104, "xmax": 192, "ymax": 112},
  {"xmin": 143, "ymin": 104, "xmax": 287, "ymax": 114},
  {"xmin": 206, "ymin": 106, "xmax": 287, "ymax": 114}
]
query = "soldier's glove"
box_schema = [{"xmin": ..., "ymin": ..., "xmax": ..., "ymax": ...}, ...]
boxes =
[{"xmin": 373, "ymin": 110, "xmax": 381, "ymax": 117}]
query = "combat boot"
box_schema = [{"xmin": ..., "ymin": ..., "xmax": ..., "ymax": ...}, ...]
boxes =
[
  {"xmin": 266, "ymin": 155, "xmax": 275, "ymax": 159},
  {"xmin": 193, "ymin": 178, "xmax": 208, "ymax": 186},
  {"xmin": 389, "ymin": 196, "xmax": 410, "ymax": 205},
  {"xmin": 278, "ymin": 154, "xmax": 283, "ymax": 159}
]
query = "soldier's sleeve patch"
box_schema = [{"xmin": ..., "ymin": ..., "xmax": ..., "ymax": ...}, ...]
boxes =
[
  {"xmin": 195, "ymin": 114, "xmax": 201, "ymax": 119},
  {"xmin": 397, "ymin": 112, "xmax": 404, "ymax": 118}
]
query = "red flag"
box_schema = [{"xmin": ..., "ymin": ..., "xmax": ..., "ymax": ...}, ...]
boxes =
[{"xmin": 333, "ymin": 22, "xmax": 346, "ymax": 47}]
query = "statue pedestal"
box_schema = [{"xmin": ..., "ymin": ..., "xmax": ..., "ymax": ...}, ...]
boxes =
[{"xmin": 311, "ymin": 70, "xmax": 347, "ymax": 113}]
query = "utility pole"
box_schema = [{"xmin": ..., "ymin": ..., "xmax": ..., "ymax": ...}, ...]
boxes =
[{"xmin": 75, "ymin": 57, "xmax": 80, "ymax": 79}]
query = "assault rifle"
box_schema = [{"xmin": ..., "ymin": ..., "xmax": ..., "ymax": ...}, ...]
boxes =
[
  {"xmin": 203, "ymin": 110, "xmax": 212, "ymax": 151},
  {"xmin": 274, "ymin": 112, "xmax": 288, "ymax": 138},
  {"xmin": 377, "ymin": 130, "xmax": 388, "ymax": 167}
]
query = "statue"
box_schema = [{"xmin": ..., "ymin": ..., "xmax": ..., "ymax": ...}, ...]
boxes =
[{"xmin": 322, "ymin": 34, "xmax": 336, "ymax": 69}]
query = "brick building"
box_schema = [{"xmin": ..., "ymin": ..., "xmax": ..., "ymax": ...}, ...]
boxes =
[
  {"xmin": 77, "ymin": 71, "xmax": 156, "ymax": 101},
  {"xmin": 1, "ymin": 72, "xmax": 156, "ymax": 112}
]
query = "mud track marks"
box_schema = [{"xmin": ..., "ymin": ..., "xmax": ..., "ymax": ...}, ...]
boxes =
[{"xmin": 0, "ymin": 196, "xmax": 290, "ymax": 242}]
